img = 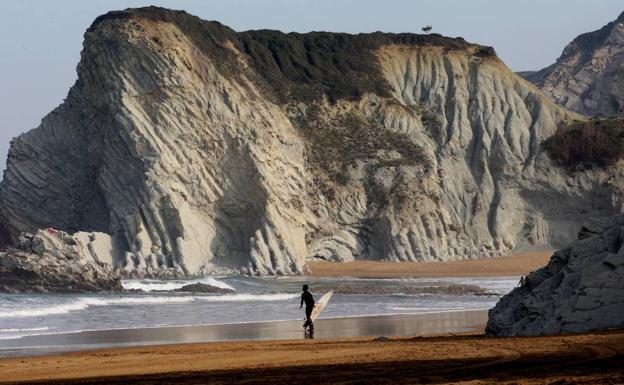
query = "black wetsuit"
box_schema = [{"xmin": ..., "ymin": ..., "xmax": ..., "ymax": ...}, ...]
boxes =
[{"xmin": 301, "ymin": 290, "xmax": 315, "ymax": 326}]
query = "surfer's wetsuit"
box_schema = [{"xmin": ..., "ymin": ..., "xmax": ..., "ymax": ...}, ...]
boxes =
[{"xmin": 300, "ymin": 289, "xmax": 315, "ymax": 328}]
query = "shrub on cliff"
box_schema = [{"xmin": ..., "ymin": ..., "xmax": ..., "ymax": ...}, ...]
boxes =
[{"xmin": 544, "ymin": 119, "xmax": 624, "ymax": 169}]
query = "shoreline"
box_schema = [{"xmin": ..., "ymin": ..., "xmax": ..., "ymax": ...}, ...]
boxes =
[
  {"xmin": 0, "ymin": 253, "xmax": 554, "ymax": 359},
  {"xmin": 0, "ymin": 310, "xmax": 487, "ymax": 358}
]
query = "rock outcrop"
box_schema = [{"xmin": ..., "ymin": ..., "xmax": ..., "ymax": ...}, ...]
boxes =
[
  {"xmin": 486, "ymin": 215, "xmax": 624, "ymax": 336},
  {"xmin": 0, "ymin": 229, "xmax": 123, "ymax": 292},
  {"xmin": 175, "ymin": 282, "xmax": 234, "ymax": 293},
  {"xmin": 0, "ymin": 7, "xmax": 622, "ymax": 276},
  {"xmin": 520, "ymin": 12, "xmax": 624, "ymax": 117}
]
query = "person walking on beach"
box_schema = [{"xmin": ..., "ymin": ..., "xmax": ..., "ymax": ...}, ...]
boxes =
[{"xmin": 300, "ymin": 284, "xmax": 315, "ymax": 331}]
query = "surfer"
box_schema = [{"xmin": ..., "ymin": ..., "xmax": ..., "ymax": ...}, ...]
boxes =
[{"xmin": 300, "ymin": 284, "xmax": 315, "ymax": 331}]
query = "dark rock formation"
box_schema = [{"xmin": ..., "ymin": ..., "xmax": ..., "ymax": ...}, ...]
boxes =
[
  {"xmin": 486, "ymin": 215, "xmax": 624, "ymax": 336},
  {"xmin": 175, "ymin": 282, "xmax": 234, "ymax": 293}
]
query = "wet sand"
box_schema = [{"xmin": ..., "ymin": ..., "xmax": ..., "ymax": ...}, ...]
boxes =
[
  {"xmin": 1, "ymin": 329, "xmax": 622, "ymax": 384},
  {"xmin": 306, "ymin": 250, "xmax": 552, "ymax": 278},
  {"xmin": 0, "ymin": 310, "xmax": 486, "ymax": 357}
]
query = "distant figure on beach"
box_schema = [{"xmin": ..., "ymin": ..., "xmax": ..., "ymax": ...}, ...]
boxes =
[
  {"xmin": 518, "ymin": 276, "xmax": 526, "ymax": 287},
  {"xmin": 300, "ymin": 284, "xmax": 315, "ymax": 332}
]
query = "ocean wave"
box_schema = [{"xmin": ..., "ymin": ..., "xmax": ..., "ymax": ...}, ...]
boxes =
[
  {"xmin": 0, "ymin": 327, "xmax": 52, "ymax": 340},
  {"xmin": 0, "ymin": 296, "xmax": 199, "ymax": 318},
  {"xmin": 121, "ymin": 277, "xmax": 235, "ymax": 292},
  {"xmin": 386, "ymin": 306, "xmax": 471, "ymax": 311},
  {"xmin": 0, "ymin": 293, "xmax": 298, "ymax": 319},
  {"xmin": 0, "ymin": 327, "xmax": 50, "ymax": 333},
  {"xmin": 198, "ymin": 293, "xmax": 298, "ymax": 302}
]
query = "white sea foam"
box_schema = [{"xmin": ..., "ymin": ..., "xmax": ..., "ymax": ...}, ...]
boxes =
[
  {"xmin": 0, "ymin": 293, "xmax": 298, "ymax": 319},
  {"xmin": 121, "ymin": 277, "xmax": 235, "ymax": 292},
  {"xmin": 198, "ymin": 293, "xmax": 298, "ymax": 302},
  {"xmin": 0, "ymin": 296, "xmax": 199, "ymax": 318},
  {"xmin": 0, "ymin": 327, "xmax": 50, "ymax": 333}
]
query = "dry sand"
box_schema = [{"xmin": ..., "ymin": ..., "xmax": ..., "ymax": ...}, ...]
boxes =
[
  {"xmin": 1, "ymin": 330, "xmax": 622, "ymax": 384},
  {"xmin": 306, "ymin": 250, "xmax": 553, "ymax": 278}
]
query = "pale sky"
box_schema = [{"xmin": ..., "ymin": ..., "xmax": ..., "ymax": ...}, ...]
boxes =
[{"xmin": 0, "ymin": 0, "xmax": 622, "ymax": 171}]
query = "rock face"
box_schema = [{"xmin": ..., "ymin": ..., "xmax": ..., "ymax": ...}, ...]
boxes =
[
  {"xmin": 0, "ymin": 7, "xmax": 623, "ymax": 276},
  {"xmin": 0, "ymin": 229, "xmax": 123, "ymax": 292},
  {"xmin": 486, "ymin": 215, "xmax": 624, "ymax": 336},
  {"xmin": 520, "ymin": 12, "xmax": 624, "ymax": 117}
]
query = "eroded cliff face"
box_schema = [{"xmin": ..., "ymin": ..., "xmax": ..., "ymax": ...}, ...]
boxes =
[
  {"xmin": 1, "ymin": 7, "xmax": 622, "ymax": 276},
  {"xmin": 520, "ymin": 12, "xmax": 624, "ymax": 117}
]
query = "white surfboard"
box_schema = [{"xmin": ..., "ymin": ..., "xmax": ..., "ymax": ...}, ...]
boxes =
[{"xmin": 310, "ymin": 290, "xmax": 333, "ymax": 321}]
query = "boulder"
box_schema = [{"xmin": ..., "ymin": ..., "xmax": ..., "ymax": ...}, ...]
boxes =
[{"xmin": 174, "ymin": 283, "xmax": 234, "ymax": 294}]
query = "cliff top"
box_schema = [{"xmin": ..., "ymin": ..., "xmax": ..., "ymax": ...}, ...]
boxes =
[{"xmin": 86, "ymin": 6, "xmax": 496, "ymax": 103}]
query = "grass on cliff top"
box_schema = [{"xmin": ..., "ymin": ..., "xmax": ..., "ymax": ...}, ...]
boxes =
[
  {"xmin": 238, "ymin": 31, "xmax": 493, "ymax": 104},
  {"xmin": 88, "ymin": 6, "xmax": 494, "ymax": 104},
  {"xmin": 544, "ymin": 119, "xmax": 624, "ymax": 169}
]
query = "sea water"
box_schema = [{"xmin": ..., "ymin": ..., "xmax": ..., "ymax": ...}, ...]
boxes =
[{"xmin": 0, "ymin": 276, "xmax": 519, "ymax": 341}]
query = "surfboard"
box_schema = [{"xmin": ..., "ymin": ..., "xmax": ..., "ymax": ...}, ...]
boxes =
[{"xmin": 310, "ymin": 290, "xmax": 333, "ymax": 321}]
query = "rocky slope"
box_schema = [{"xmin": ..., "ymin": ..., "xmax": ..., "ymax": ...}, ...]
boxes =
[
  {"xmin": 0, "ymin": 7, "xmax": 622, "ymax": 277},
  {"xmin": 487, "ymin": 215, "xmax": 624, "ymax": 336},
  {"xmin": 0, "ymin": 229, "xmax": 123, "ymax": 292},
  {"xmin": 520, "ymin": 12, "xmax": 624, "ymax": 117}
]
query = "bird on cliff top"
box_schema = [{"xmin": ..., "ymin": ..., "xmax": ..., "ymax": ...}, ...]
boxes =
[{"xmin": 422, "ymin": 25, "xmax": 432, "ymax": 32}]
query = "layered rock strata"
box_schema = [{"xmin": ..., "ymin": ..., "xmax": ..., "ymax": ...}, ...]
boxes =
[
  {"xmin": 520, "ymin": 12, "xmax": 624, "ymax": 117},
  {"xmin": 487, "ymin": 215, "xmax": 624, "ymax": 336},
  {"xmin": 0, "ymin": 7, "xmax": 622, "ymax": 276},
  {"xmin": 0, "ymin": 229, "xmax": 123, "ymax": 292}
]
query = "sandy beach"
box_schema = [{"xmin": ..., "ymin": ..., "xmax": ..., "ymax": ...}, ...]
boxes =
[
  {"xmin": 1, "ymin": 329, "xmax": 622, "ymax": 384},
  {"xmin": 306, "ymin": 250, "xmax": 553, "ymax": 278}
]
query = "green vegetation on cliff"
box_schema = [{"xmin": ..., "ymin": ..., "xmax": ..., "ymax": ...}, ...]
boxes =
[
  {"xmin": 544, "ymin": 119, "xmax": 624, "ymax": 169},
  {"xmin": 89, "ymin": 6, "xmax": 494, "ymax": 104}
]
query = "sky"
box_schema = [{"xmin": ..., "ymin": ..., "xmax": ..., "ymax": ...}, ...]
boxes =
[{"xmin": 0, "ymin": 0, "xmax": 622, "ymax": 171}]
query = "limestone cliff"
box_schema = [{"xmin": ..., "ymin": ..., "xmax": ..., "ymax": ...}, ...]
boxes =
[
  {"xmin": 0, "ymin": 7, "xmax": 622, "ymax": 276},
  {"xmin": 487, "ymin": 215, "xmax": 624, "ymax": 336},
  {"xmin": 520, "ymin": 12, "xmax": 624, "ymax": 117}
]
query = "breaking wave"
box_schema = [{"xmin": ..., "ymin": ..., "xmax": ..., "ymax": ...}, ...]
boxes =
[
  {"xmin": 121, "ymin": 277, "xmax": 235, "ymax": 292},
  {"xmin": 0, "ymin": 293, "xmax": 298, "ymax": 319},
  {"xmin": 0, "ymin": 327, "xmax": 50, "ymax": 333}
]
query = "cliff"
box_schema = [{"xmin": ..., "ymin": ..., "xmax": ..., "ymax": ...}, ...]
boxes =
[
  {"xmin": 520, "ymin": 12, "xmax": 624, "ymax": 117},
  {"xmin": 487, "ymin": 215, "xmax": 624, "ymax": 336},
  {"xmin": 0, "ymin": 7, "xmax": 622, "ymax": 276}
]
